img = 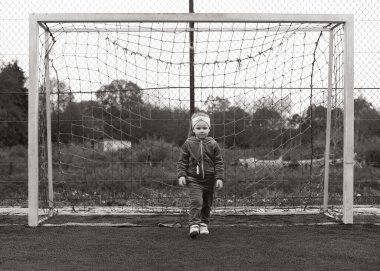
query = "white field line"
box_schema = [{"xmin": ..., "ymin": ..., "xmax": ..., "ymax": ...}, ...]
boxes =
[{"xmin": 1, "ymin": 205, "xmax": 379, "ymax": 216}]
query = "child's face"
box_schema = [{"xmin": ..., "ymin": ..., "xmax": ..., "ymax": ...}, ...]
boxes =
[{"xmin": 193, "ymin": 121, "xmax": 210, "ymax": 139}]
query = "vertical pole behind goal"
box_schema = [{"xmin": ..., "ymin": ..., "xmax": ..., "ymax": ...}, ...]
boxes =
[
  {"xmin": 189, "ymin": 0, "xmax": 195, "ymax": 116},
  {"xmin": 323, "ymin": 30, "xmax": 334, "ymax": 212},
  {"xmin": 343, "ymin": 18, "xmax": 354, "ymax": 224},
  {"xmin": 28, "ymin": 15, "xmax": 40, "ymax": 227}
]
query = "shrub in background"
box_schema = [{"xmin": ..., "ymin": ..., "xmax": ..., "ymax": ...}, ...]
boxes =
[{"xmin": 356, "ymin": 137, "xmax": 380, "ymax": 167}]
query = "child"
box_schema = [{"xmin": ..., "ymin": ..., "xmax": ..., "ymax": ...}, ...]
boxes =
[{"xmin": 177, "ymin": 112, "xmax": 224, "ymax": 238}]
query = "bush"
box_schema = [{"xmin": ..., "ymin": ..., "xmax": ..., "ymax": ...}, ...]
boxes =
[
  {"xmin": 9, "ymin": 145, "xmax": 27, "ymax": 159},
  {"xmin": 364, "ymin": 149, "xmax": 380, "ymax": 167},
  {"xmin": 134, "ymin": 137, "xmax": 175, "ymax": 166},
  {"xmin": 357, "ymin": 137, "xmax": 380, "ymax": 167}
]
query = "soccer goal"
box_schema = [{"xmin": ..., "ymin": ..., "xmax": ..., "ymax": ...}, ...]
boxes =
[{"xmin": 29, "ymin": 13, "xmax": 354, "ymax": 226}]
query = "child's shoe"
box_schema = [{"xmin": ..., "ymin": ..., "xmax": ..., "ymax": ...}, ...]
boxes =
[
  {"xmin": 199, "ymin": 223, "xmax": 209, "ymax": 234},
  {"xmin": 189, "ymin": 224, "xmax": 199, "ymax": 238}
]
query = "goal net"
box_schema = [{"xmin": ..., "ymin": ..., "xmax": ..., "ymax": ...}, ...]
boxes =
[{"xmin": 29, "ymin": 14, "xmax": 354, "ymax": 226}]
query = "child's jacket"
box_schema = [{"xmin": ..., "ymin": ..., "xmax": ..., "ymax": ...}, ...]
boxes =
[{"xmin": 177, "ymin": 136, "xmax": 224, "ymax": 181}]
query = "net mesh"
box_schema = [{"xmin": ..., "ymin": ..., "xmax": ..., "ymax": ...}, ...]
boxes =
[{"xmin": 37, "ymin": 21, "xmax": 345, "ymax": 221}]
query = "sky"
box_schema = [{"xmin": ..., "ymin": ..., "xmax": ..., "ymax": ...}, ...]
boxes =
[{"xmin": 0, "ymin": 0, "xmax": 379, "ymax": 109}]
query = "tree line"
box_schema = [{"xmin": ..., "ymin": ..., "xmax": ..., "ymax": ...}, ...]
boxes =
[{"xmin": 1, "ymin": 61, "xmax": 379, "ymax": 152}]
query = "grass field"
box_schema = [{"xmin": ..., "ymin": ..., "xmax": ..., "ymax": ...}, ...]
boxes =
[{"xmin": 1, "ymin": 224, "xmax": 379, "ymax": 271}]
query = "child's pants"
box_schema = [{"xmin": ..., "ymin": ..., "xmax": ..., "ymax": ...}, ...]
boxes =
[{"xmin": 187, "ymin": 176, "xmax": 214, "ymax": 226}]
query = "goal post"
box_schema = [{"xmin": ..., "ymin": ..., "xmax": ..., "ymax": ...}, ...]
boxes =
[
  {"xmin": 28, "ymin": 14, "xmax": 40, "ymax": 227},
  {"xmin": 28, "ymin": 13, "xmax": 354, "ymax": 226},
  {"xmin": 342, "ymin": 18, "xmax": 354, "ymax": 224}
]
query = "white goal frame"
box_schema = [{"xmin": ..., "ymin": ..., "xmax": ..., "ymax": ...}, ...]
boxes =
[{"xmin": 29, "ymin": 13, "xmax": 354, "ymax": 227}]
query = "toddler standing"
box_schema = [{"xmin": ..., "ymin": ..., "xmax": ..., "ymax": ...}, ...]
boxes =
[{"xmin": 177, "ymin": 112, "xmax": 224, "ymax": 238}]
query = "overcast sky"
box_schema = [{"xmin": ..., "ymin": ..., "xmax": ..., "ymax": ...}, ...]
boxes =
[{"xmin": 0, "ymin": 0, "xmax": 379, "ymax": 108}]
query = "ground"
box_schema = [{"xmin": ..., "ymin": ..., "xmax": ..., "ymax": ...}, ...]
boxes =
[{"xmin": 0, "ymin": 224, "xmax": 379, "ymax": 270}]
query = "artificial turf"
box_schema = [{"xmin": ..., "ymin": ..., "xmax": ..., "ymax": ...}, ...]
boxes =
[{"xmin": 0, "ymin": 224, "xmax": 379, "ymax": 270}]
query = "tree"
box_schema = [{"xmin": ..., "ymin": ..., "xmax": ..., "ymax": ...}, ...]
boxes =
[
  {"xmin": 53, "ymin": 101, "xmax": 82, "ymax": 143},
  {"xmin": 250, "ymin": 95, "xmax": 292, "ymax": 117},
  {"xmin": 208, "ymin": 105, "xmax": 252, "ymax": 148},
  {"xmin": 96, "ymin": 80, "xmax": 143, "ymax": 111},
  {"xmin": 354, "ymin": 96, "xmax": 380, "ymax": 143},
  {"xmin": 204, "ymin": 96, "xmax": 231, "ymax": 112},
  {"xmin": 251, "ymin": 107, "xmax": 283, "ymax": 131},
  {"xmin": 49, "ymin": 78, "xmax": 75, "ymax": 112},
  {"xmin": 286, "ymin": 113, "xmax": 302, "ymax": 129},
  {"xmin": 250, "ymin": 106, "xmax": 283, "ymax": 148},
  {"xmin": 48, "ymin": 79, "xmax": 78, "ymax": 143},
  {"xmin": 140, "ymin": 106, "xmax": 189, "ymax": 145},
  {"xmin": 94, "ymin": 80, "xmax": 149, "ymax": 142},
  {"xmin": 302, "ymin": 104, "xmax": 327, "ymax": 142},
  {"xmin": 0, "ymin": 61, "xmax": 28, "ymax": 146}
]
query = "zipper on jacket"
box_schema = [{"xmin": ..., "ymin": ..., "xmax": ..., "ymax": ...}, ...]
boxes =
[{"xmin": 200, "ymin": 140, "xmax": 204, "ymax": 179}]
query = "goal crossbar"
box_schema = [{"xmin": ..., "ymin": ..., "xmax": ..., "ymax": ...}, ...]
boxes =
[{"xmin": 31, "ymin": 13, "xmax": 353, "ymax": 24}]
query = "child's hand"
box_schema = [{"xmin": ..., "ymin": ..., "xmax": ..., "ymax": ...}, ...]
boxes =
[
  {"xmin": 178, "ymin": 176, "xmax": 186, "ymax": 187},
  {"xmin": 216, "ymin": 179, "xmax": 223, "ymax": 190}
]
